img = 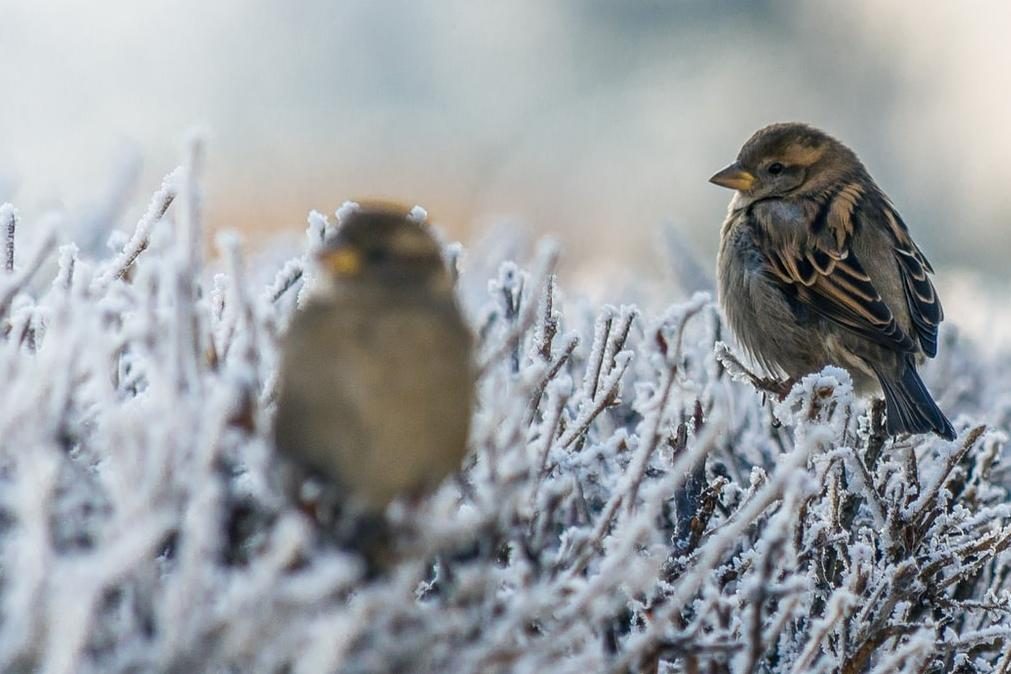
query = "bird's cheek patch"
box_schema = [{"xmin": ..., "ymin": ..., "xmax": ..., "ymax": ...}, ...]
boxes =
[{"xmin": 322, "ymin": 248, "xmax": 363, "ymax": 277}]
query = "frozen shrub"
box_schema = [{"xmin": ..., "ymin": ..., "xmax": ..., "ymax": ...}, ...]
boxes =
[{"xmin": 0, "ymin": 165, "xmax": 1007, "ymax": 674}]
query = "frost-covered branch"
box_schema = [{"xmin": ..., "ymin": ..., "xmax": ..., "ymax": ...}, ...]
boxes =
[{"xmin": 0, "ymin": 167, "xmax": 1007, "ymax": 674}]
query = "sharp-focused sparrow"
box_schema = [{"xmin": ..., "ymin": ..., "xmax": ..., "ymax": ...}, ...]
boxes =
[{"xmin": 712, "ymin": 123, "xmax": 954, "ymax": 439}]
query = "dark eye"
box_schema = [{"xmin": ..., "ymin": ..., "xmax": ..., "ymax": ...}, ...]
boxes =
[
  {"xmin": 767, "ymin": 162, "xmax": 784, "ymax": 175},
  {"xmin": 366, "ymin": 248, "xmax": 389, "ymax": 264}
]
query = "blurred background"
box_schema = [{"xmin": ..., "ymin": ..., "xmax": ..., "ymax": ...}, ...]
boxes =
[{"xmin": 2, "ymin": 1, "xmax": 1010, "ymax": 335}]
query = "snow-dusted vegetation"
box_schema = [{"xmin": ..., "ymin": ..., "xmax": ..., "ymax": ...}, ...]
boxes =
[{"xmin": 0, "ymin": 162, "xmax": 1009, "ymax": 674}]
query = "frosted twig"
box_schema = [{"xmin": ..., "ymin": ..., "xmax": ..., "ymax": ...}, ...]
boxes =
[
  {"xmin": 534, "ymin": 274, "xmax": 558, "ymax": 362},
  {"xmin": 841, "ymin": 624, "xmax": 922, "ymax": 674},
  {"xmin": 841, "ymin": 447, "xmax": 887, "ymax": 532},
  {"xmin": 476, "ymin": 240, "xmax": 559, "ymax": 376},
  {"xmin": 0, "ymin": 169, "xmax": 1006, "ymax": 672},
  {"xmin": 179, "ymin": 131, "xmax": 206, "ymax": 267},
  {"xmin": 791, "ymin": 588, "xmax": 854, "ymax": 672},
  {"xmin": 526, "ymin": 332, "xmax": 578, "ymax": 423},
  {"xmin": 91, "ymin": 168, "xmax": 180, "ymax": 292},
  {"xmin": 266, "ymin": 259, "xmax": 304, "ymax": 304},
  {"xmin": 0, "ymin": 227, "xmax": 57, "ymax": 319},
  {"xmin": 52, "ymin": 244, "xmax": 78, "ymax": 293},
  {"xmin": 622, "ymin": 294, "xmax": 708, "ymax": 513},
  {"xmin": 1, "ymin": 203, "xmax": 16, "ymax": 273},
  {"xmin": 616, "ymin": 431, "xmax": 814, "ymax": 672},
  {"xmin": 714, "ymin": 341, "xmax": 793, "ymax": 397},
  {"xmin": 905, "ymin": 424, "xmax": 986, "ymax": 528}
]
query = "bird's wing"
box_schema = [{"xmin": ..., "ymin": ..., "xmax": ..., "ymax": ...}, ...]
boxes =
[
  {"xmin": 875, "ymin": 196, "xmax": 944, "ymax": 357},
  {"xmin": 757, "ymin": 182, "xmax": 917, "ymax": 354}
]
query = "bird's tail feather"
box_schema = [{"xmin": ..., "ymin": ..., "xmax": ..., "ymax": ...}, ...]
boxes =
[{"xmin": 874, "ymin": 358, "xmax": 955, "ymax": 440}]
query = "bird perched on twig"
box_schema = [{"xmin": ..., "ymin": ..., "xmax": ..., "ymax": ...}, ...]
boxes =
[
  {"xmin": 274, "ymin": 203, "xmax": 475, "ymax": 567},
  {"xmin": 711, "ymin": 123, "xmax": 955, "ymax": 439}
]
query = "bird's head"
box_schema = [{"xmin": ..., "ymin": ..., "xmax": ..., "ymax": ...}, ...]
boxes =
[
  {"xmin": 316, "ymin": 203, "xmax": 449, "ymax": 290},
  {"xmin": 709, "ymin": 123, "xmax": 865, "ymax": 202}
]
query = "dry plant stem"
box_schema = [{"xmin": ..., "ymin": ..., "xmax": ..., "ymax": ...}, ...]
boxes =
[
  {"xmin": 3, "ymin": 164, "xmax": 1010, "ymax": 672},
  {"xmin": 742, "ymin": 536, "xmax": 782, "ymax": 673},
  {"xmin": 583, "ymin": 310, "xmax": 614, "ymax": 400},
  {"xmin": 219, "ymin": 239, "xmax": 260, "ymax": 374},
  {"xmin": 503, "ymin": 270, "xmax": 523, "ymax": 373},
  {"xmin": 180, "ymin": 138, "xmax": 205, "ymax": 269},
  {"xmin": 2, "ymin": 204, "xmax": 16, "ymax": 273},
  {"xmin": 908, "ymin": 425, "xmax": 986, "ymax": 531},
  {"xmin": 562, "ymin": 307, "xmax": 638, "ymax": 454},
  {"xmin": 476, "ymin": 244, "xmax": 558, "ymax": 378},
  {"xmin": 536, "ymin": 274, "xmax": 558, "ymax": 362},
  {"xmin": 843, "ymin": 449, "xmax": 887, "ymax": 530},
  {"xmin": 995, "ymin": 646, "xmax": 1011, "ymax": 674},
  {"xmin": 556, "ymin": 354, "xmax": 631, "ymax": 450},
  {"xmin": 584, "ymin": 306, "xmax": 635, "ymax": 405},
  {"xmin": 526, "ymin": 334, "xmax": 578, "ymax": 424},
  {"xmin": 841, "ymin": 624, "xmax": 919, "ymax": 674},
  {"xmin": 567, "ymin": 304, "xmax": 706, "ymax": 578},
  {"xmin": 849, "ymin": 560, "xmax": 917, "ymax": 648},
  {"xmin": 713, "ymin": 344, "xmax": 794, "ymax": 398},
  {"xmin": 114, "ymin": 192, "xmax": 175, "ymax": 281},
  {"xmin": 791, "ymin": 589, "xmax": 852, "ymax": 673},
  {"xmin": 534, "ymin": 389, "xmax": 568, "ymax": 482},
  {"xmin": 864, "ymin": 398, "xmax": 888, "ymax": 469},
  {"xmin": 617, "ymin": 438, "xmax": 812, "ymax": 673},
  {"xmin": 622, "ymin": 364, "xmax": 678, "ymax": 515},
  {"xmin": 91, "ymin": 169, "xmax": 179, "ymax": 292},
  {"xmin": 760, "ymin": 595, "xmax": 801, "ymax": 669},
  {"xmin": 620, "ymin": 301, "xmax": 706, "ymax": 513},
  {"xmin": 269, "ymin": 263, "xmax": 304, "ymax": 304},
  {"xmin": 0, "ymin": 230, "xmax": 56, "ymax": 319},
  {"xmin": 931, "ymin": 527, "xmax": 1011, "ymax": 592}
]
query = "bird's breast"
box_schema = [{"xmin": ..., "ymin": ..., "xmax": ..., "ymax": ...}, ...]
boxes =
[{"xmin": 718, "ymin": 210, "xmax": 823, "ymax": 377}]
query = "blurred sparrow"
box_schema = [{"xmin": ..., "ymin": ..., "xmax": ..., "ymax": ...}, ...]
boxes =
[
  {"xmin": 274, "ymin": 204, "xmax": 475, "ymax": 549},
  {"xmin": 711, "ymin": 123, "xmax": 955, "ymax": 439}
]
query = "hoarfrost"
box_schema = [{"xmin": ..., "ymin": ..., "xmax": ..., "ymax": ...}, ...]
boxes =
[{"xmin": 0, "ymin": 167, "xmax": 1007, "ymax": 673}]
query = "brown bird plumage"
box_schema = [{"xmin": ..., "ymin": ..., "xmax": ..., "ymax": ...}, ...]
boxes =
[
  {"xmin": 712, "ymin": 123, "xmax": 954, "ymax": 439},
  {"xmin": 274, "ymin": 204, "xmax": 475, "ymax": 521}
]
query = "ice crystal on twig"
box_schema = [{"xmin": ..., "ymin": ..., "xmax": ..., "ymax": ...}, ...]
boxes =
[{"xmin": 0, "ymin": 166, "xmax": 1007, "ymax": 674}]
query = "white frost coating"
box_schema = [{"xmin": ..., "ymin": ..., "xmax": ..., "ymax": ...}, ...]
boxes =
[
  {"xmin": 0, "ymin": 202, "xmax": 17, "ymax": 273},
  {"xmin": 714, "ymin": 339, "xmax": 759, "ymax": 385},
  {"xmin": 775, "ymin": 366, "xmax": 854, "ymax": 442},
  {"xmin": 334, "ymin": 200, "xmax": 360, "ymax": 224},
  {"xmin": 306, "ymin": 210, "xmax": 330, "ymax": 247},
  {"xmin": 90, "ymin": 167, "xmax": 183, "ymax": 293},
  {"xmin": 0, "ymin": 169, "xmax": 1006, "ymax": 673},
  {"xmin": 408, "ymin": 205, "xmax": 428, "ymax": 223},
  {"xmin": 264, "ymin": 257, "xmax": 304, "ymax": 307},
  {"xmin": 52, "ymin": 244, "xmax": 79, "ymax": 292},
  {"xmin": 105, "ymin": 229, "xmax": 130, "ymax": 253}
]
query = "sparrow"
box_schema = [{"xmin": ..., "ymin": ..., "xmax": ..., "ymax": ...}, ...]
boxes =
[
  {"xmin": 711, "ymin": 122, "xmax": 955, "ymax": 440},
  {"xmin": 274, "ymin": 203, "xmax": 475, "ymax": 556}
]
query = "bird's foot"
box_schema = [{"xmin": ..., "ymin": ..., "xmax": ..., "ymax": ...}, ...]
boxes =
[
  {"xmin": 714, "ymin": 343, "xmax": 794, "ymax": 399},
  {"xmin": 748, "ymin": 375, "xmax": 794, "ymax": 399}
]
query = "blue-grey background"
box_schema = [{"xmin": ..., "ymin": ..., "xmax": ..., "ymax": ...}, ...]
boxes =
[{"xmin": 1, "ymin": 1, "xmax": 1008, "ymax": 291}]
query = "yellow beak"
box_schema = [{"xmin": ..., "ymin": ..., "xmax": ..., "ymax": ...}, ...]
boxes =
[
  {"xmin": 318, "ymin": 245, "xmax": 362, "ymax": 277},
  {"xmin": 709, "ymin": 163, "xmax": 755, "ymax": 192}
]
